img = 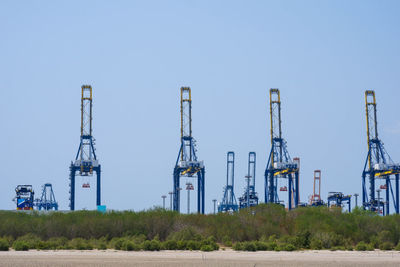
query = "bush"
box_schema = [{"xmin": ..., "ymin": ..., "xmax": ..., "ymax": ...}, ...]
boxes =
[
  {"xmin": 355, "ymin": 241, "xmax": 368, "ymax": 251},
  {"xmin": 69, "ymin": 238, "xmax": 92, "ymax": 250},
  {"xmin": 163, "ymin": 240, "xmax": 177, "ymax": 250},
  {"xmin": 13, "ymin": 241, "xmax": 29, "ymax": 251},
  {"xmin": 310, "ymin": 238, "xmax": 323, "ymax": 250},
  {"xmin": 233, "ymin": 242, "xmax": 244, "ymax": 251},
  {"xmin": 123, "ymin": 241, "xmax": 141, "ymax": 251},
  {"xmin": 177, "ymin": 240, "xmax": 187, "ymax": 250},
  {"xmin": 142, "ymin": 240, "xmax": 161, "ymax": 251},
  {"xmin": 282, "ymin": 244, "xmax": 296, "ymax": 251},
  {"xmin": 243, "ymin": 242, "xmax": 256, "ymax": 251},
  {"xmin": 255, "ymin": 241, "xmax": 268, "ymax": 251},
  {"xmin": 395, "ymin": 243, "xmax": 400, "ymax": 251},
  {"xmin": 200, "ymin": 245, "xmax": 213, "ymax": 252},
  {"xmin": 379, "ymin": 242, "xmax": 393, "ymax": 251},
  {"xmin": 0, "ymin": 238, "xmax": 10, "ymax": 251},
  {"xmin": 186, "ymin": 240, "xmax": 201, "ymax": 250},
  {"xmin": 15, "ymin": 234, "xmax": 41, "ymax": 249}
]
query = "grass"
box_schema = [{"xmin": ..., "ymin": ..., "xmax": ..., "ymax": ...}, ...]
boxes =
[{"xmin": 1, "ymin": 204, "xmax": 400, "ymax": 251}]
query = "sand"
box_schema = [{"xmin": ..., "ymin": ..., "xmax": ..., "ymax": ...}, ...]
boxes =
[{"xmin": 0, "ymin": 249, "xmax": 399, "ymax": 267}]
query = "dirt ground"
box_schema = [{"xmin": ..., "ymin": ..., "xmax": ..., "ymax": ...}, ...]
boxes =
[{"xmin": 0, "ymin": 250, "xmax": 400, "ymax": 267}]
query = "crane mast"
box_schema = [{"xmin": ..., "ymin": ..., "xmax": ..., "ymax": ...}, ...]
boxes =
[
  {"xmin": 265, "ymin": 89, "xmax": 299, "ymax": 210},
  {"xmin": 173, "ymin": 87, "xmax": 205, "ymax": 214},
  {"xmin": 362, "ymin": 90, "xmax": 400, "ymax": 215}
]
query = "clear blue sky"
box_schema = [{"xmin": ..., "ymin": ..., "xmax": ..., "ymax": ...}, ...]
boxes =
[{"xmin": 1, "ymin": 1, "xmax": 400, "ymax": 212}]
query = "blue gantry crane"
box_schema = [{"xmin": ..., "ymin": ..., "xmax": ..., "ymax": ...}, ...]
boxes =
[
  {"xmin": 13, "ymin": 185, "xmax": 35, "ymax": 210},
  {"xmin": 362, "ymin": 90, "xmax": 400, "ymax": 215},
  {"xmin": 265, "ymin": 89, "xmax": 299, "ymax": 210},
  {"xmin": 35, "ymin": 183, "xmax": 58, "ymax": 211},
  {"xmin": 69, "ymin": 85, "xmax": 101, "ymax": 210},
  {"xmin": 239, "ymin": 152, "xmax": 259, "ymax": 209},
  {"xmin": 173, "ymin": 87, "xmax": 205, "ymax": 214},
  {"xmin": 327, "ymin": 192, "xmax": 352, "ymax": 212},
  {"xmin": 218, "ymin": 152, "xmax": 238, "ymax": 212}
]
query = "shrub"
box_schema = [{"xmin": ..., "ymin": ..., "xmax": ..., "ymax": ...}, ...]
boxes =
[
  {"xmin": 255, "ymin": 241, "xmax": 268, "ymax": 251},
  {"xmin": 15, "ymin": 234, "xmax": 41, "ymax": 249},
  {"xmin": 187, "ymin": 240, "xmax": 201, "ymax": 250},
  {"xmin": 0, "ymin": 238, "xmax": 9, "ymax": 251},
  {"xmin": 69, "ymin": 238, "xmax": 91, "ymax": 250},
  {"xmin": 266, "ymin": 242, "xmax": 277, "ymax": 251},
  {"xmin": 395, "ymin": 242, "xmax": 400, "ymax": 251},
  {"xmin": 177, "ymin": 240, "xmax": 187, "ymax": 250},
  {"xmin": 379, "ymin": 242, "xmax": 393, "ymax": 251},
  {"xmin": 200, "ymin": 245, "xmax": 213, "ymax": 252},
  {"xmin": 142, "ymin": 240, "xmax": 161, "ymax": 251},
  {"xmin": 233, "ymin": 242, "xmax": 244, "ymax": 251},
  {"xmin": 355, "ymin": 241, "xmax": 368, "ymax": 251},
  {"xmin": 222, "ymin": 236, "xmax": 232, "ymax": 247},
  {"xmin": 243, "ymin": 242, "xmax": 256, "ymax": 252},
  {"xmin": 163, "ymin": 240, "xmax": 177, "ymax": 250},
  {"xmin": 310, "ymin": 238, "xmax": 323, "ymax": 250},
  {"xmin": 282, "ymin": 244, "xmax": 296, "ymax": 251},
  {"xmin": 13, "ymin": 241, "xmax": 29, "ymax": 251}
]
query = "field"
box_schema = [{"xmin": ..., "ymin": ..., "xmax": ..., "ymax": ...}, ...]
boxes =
[{"xmin": 1, "ymin": 204, "xmax": 400, "ymax": 252}]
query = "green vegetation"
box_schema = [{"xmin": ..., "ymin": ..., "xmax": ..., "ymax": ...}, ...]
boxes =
[{"xmin": 1, "ymin": 205, "xmax": 400, "ymax": 251}]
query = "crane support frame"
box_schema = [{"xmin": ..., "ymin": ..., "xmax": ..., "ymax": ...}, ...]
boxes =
[
  {"xmin": 69, "ymin": 85, "xmax": 101, "ymax": 210},
  {"xmin": 362, "ymin": 90, "xmax": 400, "ymax": 215},
  {"xmin": 264, "ymin": 89, "xmax": 299, "ymax": 210},
  {"xmin": 218, "ymin": 152, "xmax": 238, "ymax": 212},
  {"xmin": 239, "ymin": 152, "xmax": 259, "ymax": 209},
  {"xmin": 173, "ymin": 87, "xmax": 205, "ymax": 214}
]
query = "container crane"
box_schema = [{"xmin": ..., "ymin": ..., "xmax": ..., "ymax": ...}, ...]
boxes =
[
  {"xmin": 362, "ymin": 90, "xmax": 400, "ymax": 215},
  {"xmin": 264, "ymin": 89, "xmax": 299, "ymax": 210},
  {"xmin": 173, "ymin": 87, "xmax": 205, "ymax": 214}
]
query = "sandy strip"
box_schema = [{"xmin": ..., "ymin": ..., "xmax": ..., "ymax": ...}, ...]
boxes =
[{"xmin": 0, "ymin": 249, "xmax": 400, "ymax": 267}]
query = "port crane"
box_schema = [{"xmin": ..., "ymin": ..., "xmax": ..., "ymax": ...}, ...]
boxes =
[
  {"xmin": 265, "ymin": 89, "xmax": 299, "ymax": 210},
  {"xmin": 362, "ymin": 90, "xmax": 400, "ymax": 215},
  {"xmin": 173, "ymin": 87, "xmax": 205, "ymax": 214}
]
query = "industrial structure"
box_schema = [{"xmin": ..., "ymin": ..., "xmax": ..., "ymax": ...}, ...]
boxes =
[
  {"xmin": 173, "ymin": 87, "xmax": 205, "ymax": 214},
  {"xmin": 69, "ymin": 85, "xmax": 101, "ymax": 210},
  {"xmin": 35, "ymin": 183, "xmax": 58, "ymax": 210},
  {"xmin": 13, "ymin": 185, "xmax": 35, "ymax": 210},
  {"xmin": 265, "ymin": 89, "xmax": 299, "ymax": 210},
  {"xmin": 362, "ymin": 90, "xmax": 400, "ymax": 215},
  {"xmin": 239, "ymin": 152, "xmax": 259, "ymax": 208},
  {"xmin": 310, "ymin": 170, "xmax": 324, "ymax": 206},
  {"xmin": 327, "ymin": 192, "xmax": 352, "ymax": 212},
  {"xmin": 218, "ymin": 152, "xmax": 238, "ymax": 212}
]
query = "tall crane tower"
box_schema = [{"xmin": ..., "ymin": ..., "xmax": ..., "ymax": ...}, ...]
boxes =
[
  {"xmin": 362, "ymin": 90, "xmax": 400, "ymax": 215},
  {"xmin": 173, "ymin": 87, "xmax": 205, "ymax": 214},
  {"xmin": 69, "ymin": 85, "xmax": 101, "ymax": 210},
  {"xmin": 218, "ymin": 151, "xmax": 238, "ymax": 212},
  {"xmin": 239, "ymin": 152, "xmax": 259, "ymax": 208},
  {"xmin": 265, "ymin": 89, "xmax": 299, "ymax": 210},
  {"xmin": 310, "ymin": 170, "xmax": 324, "ymax": 206}
]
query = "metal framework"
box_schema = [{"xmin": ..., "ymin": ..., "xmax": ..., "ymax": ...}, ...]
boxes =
[
  {"xmin": 218, "ymin": 151, "xmax": 238, "ymax": 212},
  {"xmin": 173, "ymin": 87, "xmax": 205, "ymax": 214},
  {"xmin": 69, "ymin": 85, "xmax": 101, "ymax": 210},
  {"xmin": 310, "ymin": 170, "xmax": 324, "ymax": 206},
  {"xmin": 327, "ymin": 192, "xmax": 351, "ymax": 212},
  {"xmin": 35, "ymin": 183, "xmax": 58, "ymax": 211},
  {"xmin": 362, "ymin": 90, "xmax": 400, "ymax": 215},
  {"xmin": 265, "ymin": 89, "xmax": 299, "ymax": 210},
  {"xmin": 239, "ymin": 152, "xmax": 259, "ymax": 208},
  {"xmin": 14, "ymin": 185, "xmax": 34, "ymax": 210}
]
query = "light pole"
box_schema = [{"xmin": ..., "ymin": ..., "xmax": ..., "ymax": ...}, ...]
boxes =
[
  {"xmin": 161, "ymin": 195, "xmax": 167, "ymax": 209},
  {"xmin": 212, "ymin": 199, "xmax": 217, "ymax": 214},
  {"xmin": 168, "ymin": 191, "xmax": 173, "ymax": 210},
  {"xmin": 186, "ymin": 182, "xmax": 194, "ymax": 214},
  {"xmin": 354, "ymin": 193, "xmax": 359, "ymax": 208},
  {"xmin": 377, "ymin": 189, "xmax": 381, "ymax": 215}
]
